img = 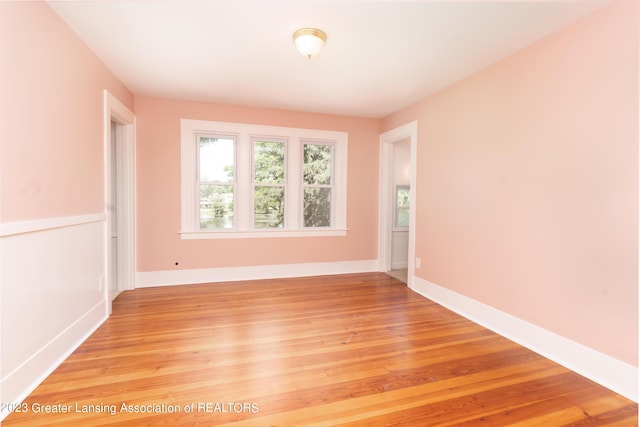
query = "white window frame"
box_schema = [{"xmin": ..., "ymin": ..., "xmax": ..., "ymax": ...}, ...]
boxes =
[
  {"xmin": 180, "ymin": 119, "xmax": 348, "ymax": 239},
  {"xmin": 301, "ymin": 140, "xmax": 336, "ymax": 229},
  {"xmin": 252, "ymin": 136, "xmax": 288, "ymax": 230},
  {"xmin": 394, "ymin": 185, "xmax": 410, "ymax": 230},
  {"xmin": 196, "ymin": 133, "xmax": 237, "ymax": 230}
]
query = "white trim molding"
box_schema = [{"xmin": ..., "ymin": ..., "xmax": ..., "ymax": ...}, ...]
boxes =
[
  {"xmin": 412, "ymin": 276, "xmax": 638, "ymax": 402},
  {"xmin": 0, "ymin": 213, "xmax": 105, "ymax": 237},
  {"xmin": 136, "ymin": 259, "xmax": 377, "ymax": 288},
  {"xmin": 378, "ymin": 121, "xmax": 417, "ymax": 288},
  {"xmin": 180, "ymin": 119, "xmax": 348, "ymax": 238},
  {"xmin": 104, "ymin": 89, "xmax": 136, "ymax": 304},
  {"xmin": 0, "ymin": 301, "xmax": 106, "ymax": 421},
  {"xmin": 179, "ymin": 228, "xmax": 348, "ymax": 239}
]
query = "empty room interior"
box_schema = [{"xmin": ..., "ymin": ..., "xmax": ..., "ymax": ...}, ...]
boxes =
[{"xmin": 1, "ymin": 0, "xmax": 638, "ymax": 425}]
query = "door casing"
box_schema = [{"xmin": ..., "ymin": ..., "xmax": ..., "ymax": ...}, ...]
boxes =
[
  {"xmin": 378, "ymin": 121, "xmax": 417, "ymax": 288},
  {"xmin": 104, "ymin": 90, "xmax": 135, "ymax": 314}
]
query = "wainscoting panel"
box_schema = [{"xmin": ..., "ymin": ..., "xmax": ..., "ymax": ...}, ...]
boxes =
[{"xmin": 1, "ymin": 215, "xmax": 108, "ymax": 420}]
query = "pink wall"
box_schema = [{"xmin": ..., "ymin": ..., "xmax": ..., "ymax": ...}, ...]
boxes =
[
  {"xmin": 0, "ymin": 2, "xmax": 134, "ymax": 410},
  {"xmin": 383, "ymin": 0, "xmax": 638, "ymax": 366},
  {"xmin": 0, "ymin": 2, "xmax": 133, "ymax": 223},
  {"xmin": 135, "ymin": 96, "xmax": 380, "ymax": 271}
]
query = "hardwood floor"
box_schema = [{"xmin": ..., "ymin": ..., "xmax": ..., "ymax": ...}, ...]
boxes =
[{"xmin": 4, "ymin": 273, "xmax": 637, "ymax": 426}]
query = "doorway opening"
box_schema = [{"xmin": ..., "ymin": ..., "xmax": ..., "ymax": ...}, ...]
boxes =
[
  {"xmin": 104, "ymin": 90, "xmax": 135, "ymax": 314},
  {"xmin": 378, "ymin": 121, "xmax": 417, "ymax": 288}
]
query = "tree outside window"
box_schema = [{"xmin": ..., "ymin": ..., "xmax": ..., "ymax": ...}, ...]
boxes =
[
  {"xmin": 198, "ymin": 135, "xmax": 235, "ymax": 229},
  {"xmin": 253, "ymin": 139, "xmax": 286, "ymax": 228},
  {"xmin": 303, "ymin": 143, "xmax": 333, "ymax": 227},
  {"xmin": 395, "ymin": 185, "xmax": 410, "ymax": 228}
]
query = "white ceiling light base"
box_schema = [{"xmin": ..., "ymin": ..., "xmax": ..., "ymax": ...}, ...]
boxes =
[{"xmin": 292, "ymin": 28, "xmax": 327, "ymax": 60}]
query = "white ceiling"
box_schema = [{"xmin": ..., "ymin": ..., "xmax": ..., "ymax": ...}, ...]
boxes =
[{"xmin": 48, "ymin": 1, "xmax": 607, "ymax": 118}]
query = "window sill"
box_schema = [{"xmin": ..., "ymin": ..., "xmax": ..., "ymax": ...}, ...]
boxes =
[{"xmin": 179, "ymin": 229, "xmax": 348, "ymax": 240}]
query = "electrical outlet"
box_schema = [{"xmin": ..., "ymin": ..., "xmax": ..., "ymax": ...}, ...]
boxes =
[{"xmin": 415, "ymin": 257, "xmax": 421, "ymax": 269}]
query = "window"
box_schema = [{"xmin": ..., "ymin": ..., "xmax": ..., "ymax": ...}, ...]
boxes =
[
  {"xmin": 395, "ymin": 185, "xmax": 410, "ymax": 228},
  {"xmin": 253, "ymin": 138, "xmax": 286, "ymax": 229},
  {"xmin": 303, "ymin": 142, "xmax": 333, "ymax": 228},
  {"xmin": 198, "ymin": 135, "xmax": 235, "ymax": 229},
  {"xmin": 181, "ymin": 119, "xmax": 348, "ymax": 239}
]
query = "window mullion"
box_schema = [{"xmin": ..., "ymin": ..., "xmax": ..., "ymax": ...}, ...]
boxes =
[
  {"xmin": 330, "ymin": 143, "xmax": 337, "ymax": 229},
  {"xmin": 288, "ymin": 136, "xmax": 302, "ymax": 230},
  {"xmin": 236, "ymin": 133, "xmax": 250, "ymax": 231},
  {"xmin": 193, "ymin": 134, "xmax": 201, "ymax": 229}
]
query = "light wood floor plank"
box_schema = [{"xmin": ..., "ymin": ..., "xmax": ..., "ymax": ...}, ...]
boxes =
[{"xmin": 3, "ymin": 273, "xmax": 636, "ymax": 426}]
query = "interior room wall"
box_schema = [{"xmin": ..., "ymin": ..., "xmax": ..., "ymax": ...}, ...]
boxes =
[
  {"xmin": 134, "ymin": 96, "xmax": 381, "ymax": 283},
  {"xmin": 382, "ymin": 0, "xmax": 638, "ymax": 368},
  {"xmin": 0, "ymin": 1, "xmax": 133, "ymax": 415}
]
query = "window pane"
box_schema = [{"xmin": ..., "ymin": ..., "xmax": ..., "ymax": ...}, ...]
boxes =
[
  {"xmin": 199, "ymin": 184, "xmax": 234, "ymax": 229},
  {"xmin": 396, "ymin": 186, "xmax": 410, "ymax": 208},
  {"xmin": 199, "ymin": 136, "xmax": 234, "ymax": 182},
  {"xmin": 303, "ymin": 187, "xmax": 331, "ymax": 227},
  {"xmin": 254, "ymin": 186, "xmax": 285, "ymax": 229},
  {"xmin": 303, "ymin": 144, "xmax": 332, "ymax": 185},
  {"xmin": 395, "ymin": 186, "xmax": 410, "ymax": 228},
  {"xmin": 396, "ymin": 209, "xmax": 409, "ymax": 228},
  {"xmin": 254, "ymin": 140, "xmax": 285, "ymax": 184}
]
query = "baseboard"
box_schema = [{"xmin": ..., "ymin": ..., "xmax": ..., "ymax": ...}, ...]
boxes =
[
  {"xmin": 136, "ymin": 259, "xmax": 378, "ymax": 288},
  {"xmin": 0, "ymin": 300, "xmax": 107, "ymax": 421},
  {"xmin": 411, "ymin": 276, "xmax": 638, "ymax": 402}
]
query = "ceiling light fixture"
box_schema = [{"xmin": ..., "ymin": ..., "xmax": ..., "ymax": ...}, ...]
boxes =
[{"xmin": 292, "ymin": 28, "xmax": 327, "ymax": 60}]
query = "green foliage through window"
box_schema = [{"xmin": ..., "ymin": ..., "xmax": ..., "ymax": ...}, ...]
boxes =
[
  {"xmin": 254, "ymin": 186, "xmax": 285, "ymax": 228},
  {"xmin": 303, "ymin": 143, "xmax": 332, "ymax": 185},
  {"xmin": 253, "ymin": 140, "xmax": 286, "ymax": 228},
  {"xmin": 304, "ymin": 187, "xmax": 331, "ymax": 227},
  {"xmin": 254, "ymin": 140, "xmax": 285, "ymax": 184},
  {"xmin": 395, "ymin": 185, "xmax": 410, "ymax": 228},
  {"xmin": 303, "ymin": 143, "xmax": 332, "ymax": 227},
  {"xmin": 198, "ymin": 135, "xmax": 235, "ymax": 229},
  {"xmin": 200, "ymin": 184, "xmax": 234, "ymax": 229}
]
